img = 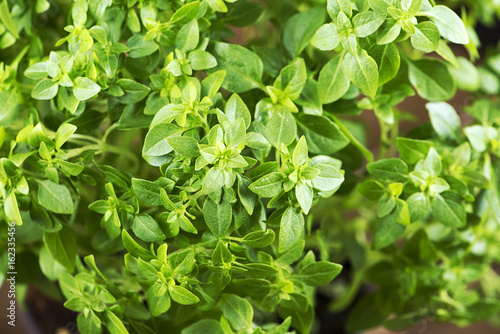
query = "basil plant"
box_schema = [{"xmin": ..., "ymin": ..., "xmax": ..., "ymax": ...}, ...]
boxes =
[{"xmin": 0, "ymin": 0, "xmax": 499, "ymax": 333}]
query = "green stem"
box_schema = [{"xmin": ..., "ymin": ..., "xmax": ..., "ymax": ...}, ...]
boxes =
[{"xmin": 328, "ymin": 114, "xmax": 374, "ymax": 163}]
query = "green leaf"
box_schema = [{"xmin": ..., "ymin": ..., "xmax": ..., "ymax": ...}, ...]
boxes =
[
  {"xmin": 105, "ymin": 310, "xmax": 130, "ymax": 334},
  {"xmin": 0, "ymin": 90, "xmax": 18, "ymax": 122},
  {"xmin": 55, "ymin": 123, "xmax": 77, "ymax": 150},
  {"xmin": 344, "ymin": 49, "xmax": 378, "ymax": 97},
  {"xmin": 38, "ymin": 180, "xmax": 75, "ymax": 214},
  {"xmin": 367, "ymin": 44, "xmax": 400, "ymax": 86},
  {"xmin": 318, "ymin": 56, "xmax": 349, "ymax": 103},
  {"xmin": 296, "ymin": 182, "xmax": 313, "ymax": 214},
  {"xmin": 312, "ymin": 164, "xmax": 344, "ymax": 192},
  {"xmin": 203, "ymin": 198, "xmax": 232, "ymax": 238},
  {"xmin": 122, "ymin": 230, "xmax": 155, "ymax": 260},
  {"xmin": 296, "ymin": 261, "xmax": 342, "ymax": 286},
  {"xmin": 242, "ymin": 229, "xmax": 275, "ymax": 248},
  {"xmin": 203, "ymin": 168, "xmax": 225, "ymax": 194},
  {"xmin": 168, "ymin": 284, "xmax": 199, "ymax": 305},
  {"xmin": 182, "ymin": 320, "xmax": 224, "ymax": 334},
  {"xmin": 221, "ymin": 294, "xmax": 254, "ymax": 331},
  {"xmin": 127, "ymin": 34, "xmax": 159, "ymax": 58},
  {"xmin": 423, "ymin": 5, "xmax": 469, "ymax": 44},
  {"xmin": 0, "ymin": 0, "xmax": 19, "ymax": 38},
  {"xmin": 212, "ymin": 43, "xmax": 263, "ymax": 93},
  {"xmin": 283, "ymin": 8, "xmax": 325, "ymax": 57},
  {"xmin": 176, "ymin": 19, "xmax": 199, "ymax": 52},
  {"xmin": 188, "ymin": 50, "xmax": 217, "ymax": 70},
  {"xmin": 170, "ymin": 1, "xmax": 200, "ymax": 24},
  {"xmin": 296, "ymin": 114, "xmax": 349, "ymax": 154},
  {"xmin": 237, "ymin": 175, "xmax": 257, "ymax": 215},
  {"xmin": 32, "ymin": 79, "xmax": 58, "ymax": 100},
  {"xmin": 422, "ymin": 147, "xmax": 442, "ymax": 176},
  {"xmin": 426, "ymin": 102, "xmax": 460, "ymax": 140},
  {"xmin": 249, "ymin": 172, "xmax": 284, "ymax": 198},
  {"xmin": 132, "ymin": 178, "xmax": 162, "ymax": 206},
  {"xmin": 411, "ymin": 21, "xmax": 440, "ymax": 53},
  {"xmin": 73, "ymin": 77, "xmax": 101, "ymax": 101},
  {"xmin": 373, "ymin": 212, "xmax": 406, "ymax": 249},
  {"xmin": 367, "ymin": 158, "xmax": 408, "ymax": 182},
  {"xmin": 143, "ymin": 124, "xmax": 182, "ymax": 157},
  {"xmin": 43, "ymin": 228, "xmax": 76, "ymax": 272},
  {"xmin": 132, "ymin": 214, "xmax": 166, "ymax": 242},
  {"xmin": 327, "ymin": 0, "xmax": 352, "ymax": 20},
  {"xmin": 432, "ymin": 192, "xmax": 466, "ymax": 228},
  {"xmin": 117, "ymin": 79, "xmax": 150, "ymax": 104},
  {"xmin": 265, "ymin": 109, "xmax": 297, "ymax": 146},
  {"xmin": 147, "ymin": 285, "xmax": 171, "ymax": 316},
  {"xmin": 279, "ymin": 206, "xmax": 304, "ymax": 253},
  {"xmin": 408, "ymin": 58, "xmax": 456, "ymax": 102},
  {"xmin": 311, "ymin": 23, "xmax": 340, "ymax": 51},
  {"xmin": 225, "ymin": 93, "xmax": 251, "ymax": 129},
  {"xmin": 396, "ymin": 138, "xmax": 433, "ymax": 164},
  {"xmin": 77, "ymin": 311, "xmax": 101, "ymax": 334},
  {"xmin": 407, "ymin": 192, "xmax": 430, "ymax": 222},
  {"xmin": 449, "ymin": 57, "xmax": 480, "ymax": 92},
  {"xmin": 353, "ymin": 11, "xmax": 386, "ymax": 38},
  {"xmin": 275, "ymin": 58, "xmax": 307, "ymax": 100},
  {"xmin": 225, "ymin": 118, "xmax": 246, "ymax": 148},
  {"xmin": 4, "ymin": 191, "xmax": 22, "ymax": 225},
  {"xmin": 167, "ymin": 136, "xmax": 200, "ymax": 158}
]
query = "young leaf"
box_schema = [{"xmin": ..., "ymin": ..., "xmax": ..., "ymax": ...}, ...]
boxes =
[{"xmin": 168, "ymin": 285, "xmax": 199, "ymax": 305}]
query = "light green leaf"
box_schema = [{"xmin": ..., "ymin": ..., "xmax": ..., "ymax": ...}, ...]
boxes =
[
  {"xmin": 423, "ymin": 5, "xmax": 469, "ymax": 45},
  {"xmin": 426, "ymin": 102, "xmax": 460, "ymax": 140},
  {"xmin": 0, "ymin": 0, "xmax": 19, "ymax": 38},
  {"xmin": 311, "ymin": 23, "xmax": 340, "ymax": 51},
  {"xmin": 168, "ymin": 284, "xmax": 200, "ymax": 305},
  {"xmin": 344, "ymin": 49, "xmax": 378, "ymax": 97},
  {"xmin": 38, "ymin": 180, "xmax": 75, "ymax": 214},
  {"xmin": 411, "ymin": 21, "xmax": 440, "ymax": 53},
  {"xmin": 353, "ymin": 11, "xmax": 386, "ymax": 38},
  {"xmin": 176, "ymin": 19, "xmax": 199, "ymax": 52},
  {"xmin": 249, "ymin": 172, "xmax": 284, "ymax": 198},
  {"xmin": 408, "ymin": 58, "xmax": 456, "ymax": 102},
  {"xmin": 32, "ymin": 79, "xmax": 58, "ymax": 100},
  {"xmin": 318, "ymin": 56, "xmax": 349, "ymax": 103},
  {"xmin": 265, "ymin": 109, "xmax": 297, "ymax": 146},
  {"xmin": 221, "ymin": 294, "xmax": 254, "ymax": 331},
  {"xmin": 132, "ymin": 214, "xmax": 166, "ymax": 242},
  {"xmin": 73, "ymin": 77, "xmax": 101, "ymax": 101}
]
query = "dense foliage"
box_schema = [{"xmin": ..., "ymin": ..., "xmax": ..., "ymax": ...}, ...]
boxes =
[{"xmin": 1, "ymin": 0, "xmax": 500, "ymax": 333}]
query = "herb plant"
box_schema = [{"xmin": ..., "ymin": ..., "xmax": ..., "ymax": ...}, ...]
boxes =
[{"xmin": 1, "ymin": 0, "xmax": 499, "ymax": 333}]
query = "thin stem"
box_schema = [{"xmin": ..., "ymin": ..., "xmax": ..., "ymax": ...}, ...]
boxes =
[{"xmin": 328, "ymin": 114, "xmax": 374, "ymax": 163}]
